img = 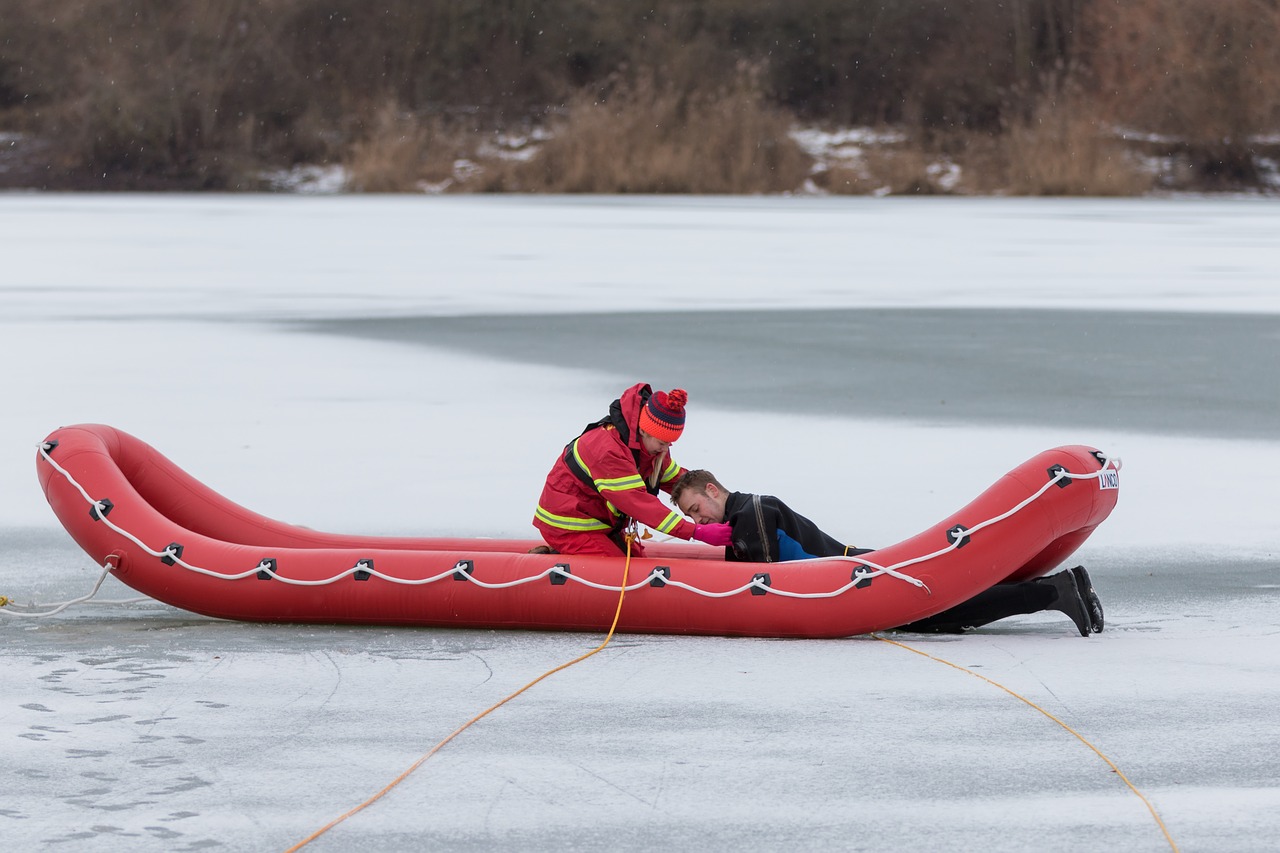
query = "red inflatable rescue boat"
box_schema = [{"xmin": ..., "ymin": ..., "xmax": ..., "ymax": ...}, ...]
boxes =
[{"xmin": 36, "ymin": 424, "xmax": 1119, "ymax": 639}]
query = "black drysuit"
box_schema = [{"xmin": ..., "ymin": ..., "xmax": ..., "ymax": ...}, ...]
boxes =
[{"xmin": 719, "ymin": 491, "xmax": 1057, "ymax": 633}]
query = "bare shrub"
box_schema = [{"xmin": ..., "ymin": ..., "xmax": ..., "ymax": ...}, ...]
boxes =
[
  {"xmin": 815, "ymin": 145, "xmax": 954, "ymax": 196},
  {"xmin": 15, "ymin": 0, "xmax": 323, "ymax": 188},
  {"xmin": 493, "ymin": 68, "xmax": 811, "ymax": 193},
  {"xmin": 2, "ymin": 0, "xmax": 1272, "ymax": 193},
  {"xmin": 811, "ymin": 99, "xmax": 1152, "ymax": 197},
  {"xmin": 1088, "ymin": 0, "xmax": 1280, "ymax": 187},
  {"xmin": 992, "ymin": 96, "xmax": 1153, "ymax": 196},
  {"xmin": 811, "ymin": 163, "xmax": 878, "ymax": 196},
  {"xmin": 342, "ymin": 103, "xmax": 467, "ymax": 193}
]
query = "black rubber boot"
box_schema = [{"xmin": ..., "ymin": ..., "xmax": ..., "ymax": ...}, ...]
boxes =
[
  {"xmin": 1037, "ymin": 570, "xmax": 1091, "ymax": 637},
  {"xmin": 1070, "ymin": 565, "xmax": 1104, "ymax": 633}
]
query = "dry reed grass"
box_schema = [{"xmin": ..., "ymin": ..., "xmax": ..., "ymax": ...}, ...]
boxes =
[
  {"xmin": 809, "ymin": 103, "xmax": 1152, "ymax": 197},
  {"xmin": 343, "ymin": 104, "xmax": 468, "ymax": 192},
  {"xmin": 1088, "ymin": 0, "xmax": 1280, "ymax": 187},
  {"xmin": 484, "ymin": 71, "xmax": 811, "ymax": 194},
  {"xmin": 988, "ymin": 98, "xmax": 1153, "ymax": 196},
  {"xmin": 1, "ymin": 0, "xmax": 1275, "ymax": 193},
  {"xmin": 816, "ymin": 146, "xmax": 957, "ymax": 196}
]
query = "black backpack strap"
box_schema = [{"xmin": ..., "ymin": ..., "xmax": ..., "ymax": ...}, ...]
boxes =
[
  {"xmin": 563, "ymin": 385, "xmax": 652, "ymax": 492},
  {"xmin": 562, "ymin": 436, "xmax": 596, "ymax": 491}
]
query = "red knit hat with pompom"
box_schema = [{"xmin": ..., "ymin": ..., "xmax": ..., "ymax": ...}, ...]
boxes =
[{"xmin": 638, "ymin": 388, "xmax": 687, "ymax": 443}]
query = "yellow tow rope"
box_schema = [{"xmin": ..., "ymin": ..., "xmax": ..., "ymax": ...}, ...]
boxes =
[
  {"xmin": 874, "ymin": 634, "xmax": 1180, "ymax": 853},
  {"xmin": 286, "ymin": 542, "xmax": 1176, "ymax": 853},
  {"xmin": 284, "ymin": 534, "xmax": 636, "ymax": 852}
]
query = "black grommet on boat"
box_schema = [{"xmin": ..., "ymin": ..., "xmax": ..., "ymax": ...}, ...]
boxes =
[
  {"xmin": 550, "ymin": 563, "xmax": 571, "ymax": 585},
  {"xmin": 946, "ymin": 524, "xmax": 970, "ymax": 548},
  {"xmin": 257, "ymin": 558, "xmax": 277, "ymax": 580},
  {"xmin": 161, "ymin": 542, "xmax": 184, "ymax": 566},
  {"xmin": 42, "ymin": 439, "xmax": 59, "ymax": 455},
  {"xmin": 354, "ymin": 559, "xmax": 373, "ymax": 581},
  {"xmin": 453, "ymin": 560, "xmax": 474, "ymax": 581},
  {"xmin": 851, "ymin": 565, "xmax": 873, "ymax": 589},
  {"xmin": 751, "ymin": 572, "xmax": 771, "ymax": 595},
  {"xmin": 650, "ymin": 566, "xmax": 670, "ymax": 587},
  {"xmin": 1090, "ymin": 450, "xmax": 1107, "ymax": 468},
  {"xmin": 90, "ymin": 499, "xmax": 113, "ymax": 521},
  {"xmin": 1047, "ymin": 464, "xmax": 1072, "ymax": 488}
]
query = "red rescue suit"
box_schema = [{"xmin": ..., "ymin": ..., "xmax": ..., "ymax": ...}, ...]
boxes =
[{"xmin": 534, "ymin": 383, "xmax": 694, "ymax": 556}]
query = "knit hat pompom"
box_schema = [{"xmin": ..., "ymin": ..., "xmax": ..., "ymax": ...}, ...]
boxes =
[{"xmin": 638, "ymin": 387, "xmax": 687, "ymax": 443}]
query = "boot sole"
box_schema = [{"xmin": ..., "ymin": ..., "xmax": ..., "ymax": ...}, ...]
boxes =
[{"xmin": 1070, "ymin": 565, "xmax": 1104, "ymax": 633}]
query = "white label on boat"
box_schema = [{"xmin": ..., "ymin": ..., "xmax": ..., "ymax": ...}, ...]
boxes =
[{"xmin": 1097, "ymin": 469, "xmax": 1119, "ymax": 490}]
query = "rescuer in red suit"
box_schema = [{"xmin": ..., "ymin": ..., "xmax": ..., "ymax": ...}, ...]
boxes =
[{"xmin": 533, "ymin": 383, "xmax": 733, "ymax": 556}]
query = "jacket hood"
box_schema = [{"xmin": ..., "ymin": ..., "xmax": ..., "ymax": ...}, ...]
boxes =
[{"xmin": 612, "ymin": 382, "xmax": 652, "ymax": 452}]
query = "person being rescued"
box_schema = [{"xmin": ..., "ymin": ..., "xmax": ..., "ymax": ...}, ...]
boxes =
[
  {"xmin": 669, "ymin": 469, "xmax": 1105, "ymax": 637},
  {"xmin": 532, "ymin": 383, "xmax": 733, "ymax": 557}
]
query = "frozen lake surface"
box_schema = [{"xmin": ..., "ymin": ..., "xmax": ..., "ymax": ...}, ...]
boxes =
[
  {"xmin": 2, "ymin": 195, "xmax": 1278, "ymax": 852},
  {"xmin": 304, "ymin": 307, "xmax": 1280, "ymax": 439}
]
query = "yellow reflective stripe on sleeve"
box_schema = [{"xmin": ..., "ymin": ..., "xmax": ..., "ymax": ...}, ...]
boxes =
[
  {"xmin": 596, "ymin": 474, "xmax": 646, "ymax": 492},
  {"xmin": 654, "ymin": 510, "xmax": 683, "ymax": 534},
  {"xmin": 571, "ymin": 441, "xmax": 593, "ymax": 479},
  {"xmin": 535, "ymin": 506, "xmax": 612, "ymax": 531},
  {"xmin": 659, "ymin": 457, "xmax": 681, "ymax": 483}
]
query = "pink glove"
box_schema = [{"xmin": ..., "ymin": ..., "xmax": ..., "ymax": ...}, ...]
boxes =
[{"xmin": 691, "ymin": 523, "xmax": 734, "ymax": 547}]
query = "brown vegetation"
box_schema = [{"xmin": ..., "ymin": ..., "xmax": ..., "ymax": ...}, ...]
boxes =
[
  {"xmin": 479, "ymin": 70, "xmax": 811, "ymax": 194},
  {"xmin": 990, "ymin": 96, "xmax": 1153, "ymax": 196},
  {"xmin": 0, "ymin": 0, "xmax": 1276, "ymax": 193},
  {"xmin": 342, "ymin": 103, "xmax": 474, "ymax": 193},
  {"xmin": 1087, "ymin": 0, "xmax": 1280, "ymax": 189}
]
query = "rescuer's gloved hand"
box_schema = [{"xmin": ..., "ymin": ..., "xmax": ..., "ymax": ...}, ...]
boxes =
[{"xmin": 691, "ymin": 523, "xmax": 733, "ymax": 547}]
